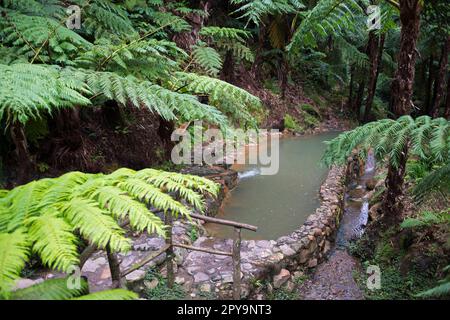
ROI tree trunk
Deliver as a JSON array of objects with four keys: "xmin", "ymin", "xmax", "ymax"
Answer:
[
  {"xmin": 220, "ymin": 50, "xmax": 235, "ymax": 83},
  {"xmin": 383, "ymin": 145, "xmax": 408, "ymax": 220},
  {"xmin": 363, "ymin": 32, "xmax": 385, "ymax": 122},
  {"xmin": 430, "ymin": 36, "xmax": 450, "ymax": 118},
  {"xmin": 425, "ymin": 55, "xmax": 435, "ymax": 114},
  {"xmin": 10, "ymin": 121, "xmax": 34, "ymax": 184},
  {"xmin": 445, "ymin": 74, "xmax": 450, "ymax": 120},
  {"xmin": 278, "ymin": 56, "xmax": 289, "ymax": 99},
  {"xmin": 355, "ymin": 78, "xmax": 366, "ymax": 118},
  {"xmin": 251, "ymin": 24, "xmax": 267, "ymax": 80},
  {"xmin": 348, "ymin": 64, "xmax": 355, "ymax": 110},
  {"xmin": 389, "ymin": 0, "xmax": 422, "ymax": 117},
  {"xmin": 106, "ymin": 246, "xmax": 123, "ymax": 289}
]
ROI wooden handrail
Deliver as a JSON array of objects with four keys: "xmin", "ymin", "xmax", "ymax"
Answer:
[
  {"xmin": 172, "ymin": 243, "xmax": 232, "ymax": 256},
  {"xmin": 190, "ymin": 213, "xmax": 258, "ymax": 232}
]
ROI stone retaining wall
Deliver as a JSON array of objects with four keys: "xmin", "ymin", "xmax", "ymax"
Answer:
[{"xmin": 175, "ymin": 163, "xmax": 353, "ymax": 299}]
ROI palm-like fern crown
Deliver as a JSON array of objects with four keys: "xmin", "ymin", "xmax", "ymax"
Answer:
[
  {"xmin": 0, "ymin": 0, "xmax": 262, "ymax": 129},
  {"xmin": 0, "ymin": 168, "xmax": 219, "ymax": 295},
  {"xmin": 323, "ymin": 116, "xmax": 450, "ymax": 168}
]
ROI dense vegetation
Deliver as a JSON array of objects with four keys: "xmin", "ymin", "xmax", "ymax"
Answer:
[{"xmin": 0, "ymin": 0, "xmax": 449, "ymax": 300}]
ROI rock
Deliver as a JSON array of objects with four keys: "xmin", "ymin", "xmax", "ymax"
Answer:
[
  {"xmin": 82, "ymin": 257, "xmax": 106, "ymax": 273},
  {"xmin": 279, "ymin": 244, "xmax": 296, "ymax": 256},
  {"xmin": 323, "ymin": 241, "xmax": 331, "ymax": 254},
  {"xmin": 273, "ymin": 268, "xmax": 290, "ymax": 289},
  {"xmin": 369, "ymin": 203, "xmax": 382, "ymax": 221},
  {"xmin": 308, "ymin": 258, "xmax": 318, "ymax": 268},
  {"xmin": 14, "ymin": 278, "xmax": 44, "ymax": 290},
  {"xmin": 125, "ymin": 270, "xmax": 146, "ymax": 282},
  {"xmin": 299, "ymin": 249, "xmax": 310, "ymax": 263},
  {"xmin": 200, "ymin": 283, "xmax": 211, "ymax": 293},
  {"xmin": 144, "ymin": 279, "xmax": 159, "ymax": 290},
  {"xmin": 175, "ymin": 276, "xmax": 185, "ymax": 285},
  {"xmin": 284, "ymin": 280, "xmax": 295, "ymax": 292},
  {"xmin": 193, "ymin": 272, "xmax": 210, "ymax": 283},
  {"xmin": 313, "ymin": 228, "xmax": 323, "ymax": 236},
  {"xmin": 366, "ymin": 178, "xmax": 377, "ymax": 191}
]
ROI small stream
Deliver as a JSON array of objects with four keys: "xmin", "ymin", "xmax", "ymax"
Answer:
[{"xmin": 205, "ymin": 132, "xmax": 341, "ymax": 240}]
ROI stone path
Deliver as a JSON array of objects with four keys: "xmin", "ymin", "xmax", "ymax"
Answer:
[{"xmin": 297, "ymin": 249, "xmax": 364, "ymax": 300}]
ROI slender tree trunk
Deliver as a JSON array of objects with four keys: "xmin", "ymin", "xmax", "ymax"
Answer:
[
  {"xmin": 430, "ymin": 36, "xmax": 450, "ymax": 118},
  {"xmin": 363, "ymin": 32, "xmax": 385, "ymax": 122},
  {"xmin": 220, "ymin": 50, "xmax": 235, "ymax": 83},
  {"xmin": 383, "ymin": 145, "xmax": 408, "ymax": 220},
  {"xmin": 425, "ymin": 55, "xmax": 435, "ymax": 114},
  {"xmin": 348, "ymin": 64, "xmax": 355, "ymax": 110},
  {"xmin": 106, "ymin": 246, "xmax": 123, "ymax": 289},
  {"xmin": 278, "ymin": 55, "xmax": 289, "ymax": 99},
  {"xmin": 251, "ymin": 24, "xmax": 266, "ymax": 80},
  {"xmin": 355, "ymin": 78, "xmax": 366, "ymax": 118},
  {"xmin": 445, "ymin": 74, "xmax": 450, "ymax": 119},
  {"xmin": 389, "ymin": 0, "xmax": 422, "ymax": 116},
  {"xmin": 10, "ymin": 121, "xmax": 34, "ymax": 184}
]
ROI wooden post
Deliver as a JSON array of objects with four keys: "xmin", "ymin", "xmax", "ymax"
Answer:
[
  {"xmin": 165, "ymin": 214, "xmax": 174, "ymax": 289},
  {"xmin": 106, "ymin": 246, "xmax": 123, "ymax": 289},
  {"xmin": 232, "ymin": 227, "xmax": 241, "ymax": 300}
]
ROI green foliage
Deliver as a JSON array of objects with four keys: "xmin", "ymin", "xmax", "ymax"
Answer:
[
  {"xmin": 413, "ymin": 164, "xmax": 450, "ymax": 203},
  {"xmin": 0, "ymin": 168, "xmax": 219, "ymax": 294},
  {"xmin": 0, "ymin": 63, "xmax": 91, "ymax": 124},
  {"xmin": 192, "ymin": 45, "xmax": 223, "ymax": 77},
  {"xmin": 231, "ymin": 0, "xmax": 304, "ymax": 26},
  {"xmin": 144, "ymin": 268, "xmax": 186, "ymax": 300},
  {"xmin": 289, "ymin": 0, "xmax": 366, "ymax": 50},
  {"xmin": 6, "ymin": 276, "xmax": 138, "ymax": 300},
  {"xmin": 284, "ymin": 114, "xmax": 303, "ymax": 133},
  {"xmin": 323, "ymin": 116, "xmax": 450, "ymax": 169},
  {"xmin": 199, "ymin": 27, "xmax": 254, "ymax": 62},
  {"xmin": 416, "ymin": 265, "xmax": 450, "ymax": 298},
  {"xmin": 0, "ymin": 10, "xmax": 92, "ymax": 64},
  {"xmin": 401, "ymin": 210, "xmax": 450, "ymax": 229},
  {"xmin": 174, "ymin": 72, "xmax": 262, "ymax": 127}
]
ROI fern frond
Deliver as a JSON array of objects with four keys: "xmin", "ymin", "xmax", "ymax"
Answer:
[
  {"xmin": 92, "ymin": 186, "xmax": 165, "ymax": 236},
  {"xmin": 72, "ymin": 289, "xmax": 138, "ymax": 300},
  {"xmin": 0, "ymin": 230, "xmax": 29, "ymax": 295},
  {"xmin": 192, "ymin": 45, "xmax": 223, "ymax": 77},
  {"xmin": 10, "ymin": 277, "xmax": 89, "ymax": 300},
  {"xmin": 0, "ymin": 11, "xmax": 92, "ymax": 63},
  {"xmin": 0, "ymin": 64, "xmax": 91, "ymax": 124},
  {"xmin": 174, "ymin": 72, "xmax": 262, "ymax": 126},
  {"xmin": 26, "ymin": 211, "xmax": 79, "ymax": 272},
  {"xmin": 62, "ymin": 198, "xmax": 131, "ymax": 253}
]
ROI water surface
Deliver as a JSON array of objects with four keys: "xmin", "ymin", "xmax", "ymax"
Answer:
[{"xmin": 205, "ymin": 132, "xmax": 340, "ymax": 240}]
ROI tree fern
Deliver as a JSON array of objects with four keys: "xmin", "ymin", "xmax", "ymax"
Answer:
[
  {"xmin": 7, "ymin": 276, "xmax": 137, "ymax": 300},
  {"xmin": 9, "ymin": 277, "xmax": 88, "ymax": 300},
  {"xmin": 0, "ymin": 230, "xmax": 29, "ymax": 295},
  {"xmin": 72, "ymin": 289, "xmax": 138, "ymax": 300},
  {"xmin": 289, "ymin": 0, "xmax": 367, "ymax": 50},
  {"xmin": 73, "ymin": 0, "xmax": 137, "ymax": 39},
  {"xmin": 231, "ymin": 0, "xmax": 304, "ymax": 26},
  {"xmin": 322, "ymin": 116, "xmax": 450, "ymax": 168},
  {"xmin": 0, "ymin": 63, "xmax": 91, "ymax": 125},
  {"xmin": 0, "ymin": 168, "xmax": 219, "ymax": 290},
  {"xmin": 0, "ymin": 10, "xmax": 92, "ymax": 64},
  {"xmin": 26, "ymin": 211, "xmax": 79, "ymax": 272},
  {"xmin": 174, "ymin": 72, "xmax": 262, "ymax": 126},
  {"xmin": 192, "ymin": 45, "xmax": 223, "ymax": 77},
  {"xmin": 199, "ymin": 27, "xmax": 254, "ymax": 62},
  {"xmin": 413, "ymin": 163, "xmax": 450, "ymax": 203}
]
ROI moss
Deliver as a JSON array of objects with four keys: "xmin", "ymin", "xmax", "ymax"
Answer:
[{"xmin": 145, "ymin": 268, "xmax": 187, "ymax": 300}]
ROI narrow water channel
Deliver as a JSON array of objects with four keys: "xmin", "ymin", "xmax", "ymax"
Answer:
[{"xmin": 205, "ymin": 132, "xmax": 341, "ymax": 240}]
